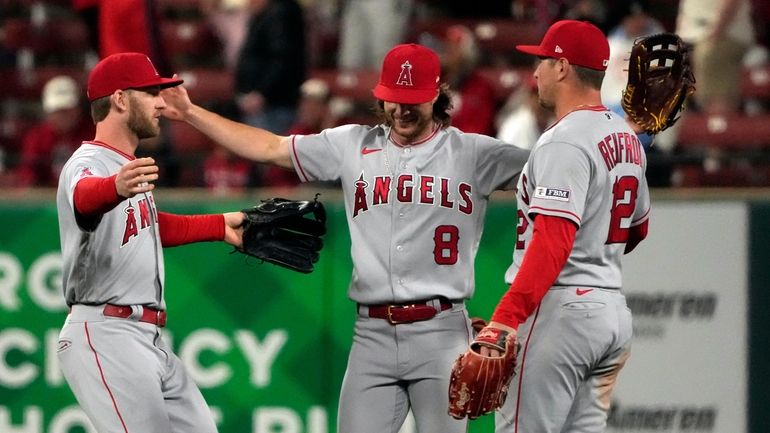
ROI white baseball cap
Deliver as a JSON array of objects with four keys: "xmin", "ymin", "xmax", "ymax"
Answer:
[{"xmin": 42, "ymin": 75, "xmax": 80, "ymax": 113}]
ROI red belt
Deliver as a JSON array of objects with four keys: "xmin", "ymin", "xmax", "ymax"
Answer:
[
  {"xmin": 103, "ymin": 304, "xmax": 167, "ymax": 327},
  {"xmin": 365, "ymin": 299, "xmax": 453, "ymax": 325}
]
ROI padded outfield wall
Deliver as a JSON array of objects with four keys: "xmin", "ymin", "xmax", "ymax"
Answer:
[{"xmin": 0, "ymin": 188, "xmax": 767, "ymax": 433}]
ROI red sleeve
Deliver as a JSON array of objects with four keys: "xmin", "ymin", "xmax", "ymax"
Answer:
[
  {"xmin": 624, "ymin": 218, "xmax": 649, "ymax": 254},
  {"xmin": 157, "ymin": 212, "xmax": 225, "ymax": 247},
  {"xmin": 73, "ymin": 174, "xmax": 123, "ymax": 216},
  {"xmin": 491, "ymin": 214, "xmax": 577, "ymax": 329}
]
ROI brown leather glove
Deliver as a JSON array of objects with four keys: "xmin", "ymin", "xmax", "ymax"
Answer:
[{"xmin": 448, "ymin": 326, "xmax": 518, "ymax": 420}]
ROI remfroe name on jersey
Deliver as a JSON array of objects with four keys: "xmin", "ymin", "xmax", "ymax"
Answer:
[
  {"xmin": 597, "ymin": 131, "xmax": 644, "ymax": 171},
  {"xmin": 121, "ymin": 196, "xmax": 158, "ymax": 246},
  {"xmin": 352, "ymin": 173, "xmax": 473, "ymax": 217}
]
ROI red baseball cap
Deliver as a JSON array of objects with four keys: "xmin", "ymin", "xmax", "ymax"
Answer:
[
  {"xmin": 516, "ymin": 20, "xmax": 609, "ymax": 71},
  {"xmin": 87, "ymin": 52, "xmax": 183, "ymax": 101},
  {"xmin": 372, "ymin": 44, "xmax": 441, "ymax": 104}
]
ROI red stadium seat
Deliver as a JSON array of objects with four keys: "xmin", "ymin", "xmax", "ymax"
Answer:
[
  {"xmin": 408, "ymin": 18, "xmax": 543, "ymax": 48},
  {"xmin": 677, "ymin": 114, "xmax": 770, "ymax": 151},
  {"xmin": 742, "ymin": 66, "xmax": 770, "ymax": 99},
  {"xmin": 309, "ymin": 69, "xmax": 379, "ymax": 102},
  {"xmin": 406, "ymin": 18, "xmax": 544, "ymax": 64},
  {"xmin": 166, "ymin": 121, "xmax": 216, "ymax": 154},
  {"xmin": 176, "ymin": 68, "xmax": 234, "ymax": 104},
  {"xmin": 1, "ymin": 18, "xmax": 90, "ymax": 54},
  {"xmin": 0, "ymin": 67, "xmax": 88, "ymax": 100},
  {"xmin": 676, "ymin": 165, "xmax": 770, "ymax": 187},
  {"xmin": 161, "ymin": 20, "xmax": 221, "ymax": 57}
]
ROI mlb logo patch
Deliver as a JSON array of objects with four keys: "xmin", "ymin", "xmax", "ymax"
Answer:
[{"xmin": 534, "ymin": 186, "xmax": 570, "ymax": 202}]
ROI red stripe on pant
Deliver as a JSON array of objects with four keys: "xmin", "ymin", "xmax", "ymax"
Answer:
[
  {"xmin": 514, "ymin": 303, "xmax": 542, "ymax": 433},
  {"xmin": 85, "ymin": 322, "xmax": 130, "ymax": 433}
]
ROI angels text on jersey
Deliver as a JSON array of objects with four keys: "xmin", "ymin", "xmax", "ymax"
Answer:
[{"xmin": 352, "ymin": 172, "xmax": 473, "ymax": 217}]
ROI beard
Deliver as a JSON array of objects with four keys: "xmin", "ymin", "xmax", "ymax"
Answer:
[{"xmin": 127, "ymin": 99, "xmax": 160, "ymax": 139}]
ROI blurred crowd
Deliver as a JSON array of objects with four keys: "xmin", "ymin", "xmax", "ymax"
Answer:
[{"xmin": 1, "ymin": 0, "xmax": 769, "ymax": 191}]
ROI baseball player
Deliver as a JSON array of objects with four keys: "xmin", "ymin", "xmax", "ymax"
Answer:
[
  {"xmin": 473, "ymin": 21, "xmax": 651, "ymax": 433},
  {"xmin": 56, "ymin": 52, "xmax": 245, "ymax": 433},
  {"xmin": 161, "ymin": 44, "xmax": 530, "ymax": 433}
]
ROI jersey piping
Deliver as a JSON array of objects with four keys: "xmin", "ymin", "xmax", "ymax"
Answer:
[
  {"xmin": 290, "ymin": 135, "xmax": 310, "ymax": 182},
  {"xmin": 528, "ymin": 205, "xmax": 582, "ymax": 222},
  {"xmin": 85, "ymin": 140, "xmax": 136, "ymax": 161},
  {"xmin": 544, "ymin": 105, "xmax": 609, "ymax": 133}
]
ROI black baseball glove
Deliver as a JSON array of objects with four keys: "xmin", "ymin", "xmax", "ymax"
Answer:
[
  {"xmin": 622, "ymin": 33, "xmax": 696, "ymax": 135},
  {"xmin": 237, "ymin": 196, "xmax": 326, "ymax": 273}
]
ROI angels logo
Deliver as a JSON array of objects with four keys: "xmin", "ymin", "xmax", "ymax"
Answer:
[
  {"xmin": 396, "ymin": 61, "xmax": 413, "ymax": 86},
  {"xmin": 121, "ymin": 196, "xmax": 158, "ymax": 246},
  {"xmin": 352, "ymin": 174, "xmax": 369, "ymax": 217}
]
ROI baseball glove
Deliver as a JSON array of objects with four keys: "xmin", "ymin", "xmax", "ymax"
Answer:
[
  {"xmin": 237, "ymin": 196, "xmax": 326, "ymax": 273},
  {"xmin": 621, "ymin": 33, "xmax": 696, "ymax": 135},
  {"xmin": 448, "ymin": 327, "xmax": 518, "ymax": 420}
]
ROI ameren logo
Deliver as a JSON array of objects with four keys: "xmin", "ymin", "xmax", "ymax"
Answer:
[{"xmin": 0, "ymin": 251, "xmax": 332, "ymax": 433}]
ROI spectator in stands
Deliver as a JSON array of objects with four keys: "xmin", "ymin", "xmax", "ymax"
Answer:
[
  {"xmin": 440, "ymin": 25, "xmax": 496, "ymax": 135},
  {"xmin": 601, "ymin": 3, "xmax": 673, "ymax": 186},
  {"xmin": 496, "ymin": 76, "xmax": 552, "ymax": 150},
  {"xmin": 235, "ymin": 0, "xmax": 306, "ymax": 136},
  {"xmin": 201, "ymin": 0, "xmax": 249, "ymax": 70},
  {"xmin": 288, "ymin": 78, "xmax": 336, "ymax": 135},
  {"xmin": 677, "ymin": 0, "xmax": 756, "ymax": 114},
  {"xmin": 16, "ymin": 75, "xmax": 94, "ymax": 187},
  {"xmin": 337, "ymin": 0, "xmax": 414, "ymax": 70},
  {"xmin": 72, "ymin": 0, "xmax": 170, "ymax": 74},
  {"xmin": 262, "ymin": 78, "xmax": 336, "ymax": 187},
  {"xmin": 670, "ymin": 0, "xmax": 757, "ymax": 187},
  {"xmin": 601, "ymin": 2, "xmax": 664, "ymax": 116}
]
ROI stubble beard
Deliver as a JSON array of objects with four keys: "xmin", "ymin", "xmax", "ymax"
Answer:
[{"xmin": 128, "ymin": 102, "xmax": 160, "ymax": 140}]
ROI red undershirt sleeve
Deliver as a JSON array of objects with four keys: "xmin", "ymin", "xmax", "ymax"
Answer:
[
  {"xmin": 491, "ymin": 214, "xmax": 577, "ymax": 329},
  {"xmin": 73, "ymin": 174, "xmax": 123, "ymax": 216},
  {"xmin": 624, "ymin": 219, "xmax": 649, "ymax": 254},
  {"xmin": 157, "ymin": 212, "xmax": 224, "ymax": 247}
]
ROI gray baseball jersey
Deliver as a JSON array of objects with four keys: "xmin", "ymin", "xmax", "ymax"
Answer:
[
  {"xmin": 291, "ymin": 123, "xmax": 529, "ymax": 433},
  {"xmin": 292, "ymin": 124, "xmax": 529, "ymax": 303},
  {"xmin": 497, "ymin": 107, "xmax": 650, "ymax": 433},
  {"xmin": 57, "ymin": 141, "xmax": 165, "ymax": 308},
  {"xmin": 56, "ymin": 141, "xmax": 216, "ymax": 433},
  {"xmin": 505, "ymin": 107, "xmax": 650, "ymax": 286}
]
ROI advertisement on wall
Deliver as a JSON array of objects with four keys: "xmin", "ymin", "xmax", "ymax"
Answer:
[
  {"xmin": 608, "ymin": 202, "xmax": 748, "ymax": 433},
  {"xmin": 0, "ymin": 200, "xmax": 751, "ymax": 432}
]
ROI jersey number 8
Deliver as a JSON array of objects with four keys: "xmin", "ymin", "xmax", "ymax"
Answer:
[{"xmin": 434, "ymin": 225, "xmax": 459, "ymax": 265}]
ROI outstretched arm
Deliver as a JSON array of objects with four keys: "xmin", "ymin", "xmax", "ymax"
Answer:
[
  {"xmin": 161, "ymin": 84, "xmax": 293, "ymax": 168},
  {"xmin": 158, "ymin": 211, "xmax": 245, "ymax": 248}
]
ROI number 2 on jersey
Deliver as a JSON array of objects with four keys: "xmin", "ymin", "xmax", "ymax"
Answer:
[
  {"xmin": 607, "ymin": 175, "xmax": 639, "ymax": 244},
  {"xmin": 434, "ymin": 225, "xmax": 459, "ymax": 265}
]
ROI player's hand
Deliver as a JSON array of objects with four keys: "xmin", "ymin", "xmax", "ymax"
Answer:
[
  {"xmin": 475, "ymin": 321, "xmax": 517, "ymax": 358},
  {"xmin": 222, "ymin": 211, "xmax": 245, "ymax": 247},
  {"xmin": 160, "ymin": 78, "xmax": 193, "ymax": 121},
  {"xmin": 115, "ymin": 157, "xmax": 159, "ymax": 198}
]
